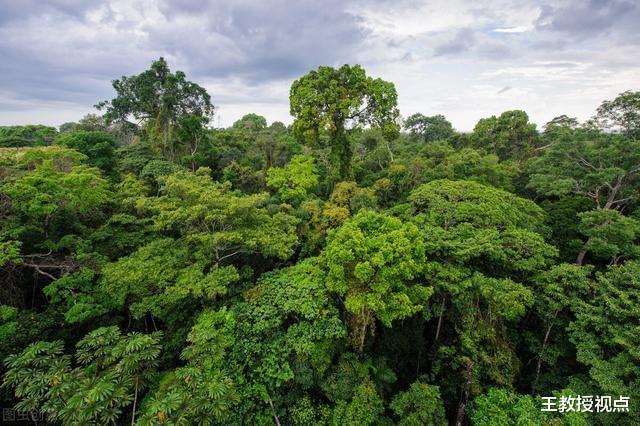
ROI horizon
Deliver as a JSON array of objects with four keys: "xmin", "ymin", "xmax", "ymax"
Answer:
[{"xmin": 1, "ymin": 0, "xmax": 639, "ymax": 130}]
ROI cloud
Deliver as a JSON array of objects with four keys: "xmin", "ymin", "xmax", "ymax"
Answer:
[
  {"xmin": 434, "ymin": 28, "xmax": 477, "ymax": 56},
  {"xmin": 0, "ymin": 0, "xmax": 639, "ymax": 130},
  {"xmin": 153, "ymin": 0, "xmax": 370, "ymax": 82},
  {"xmin": 535, "ymin": 0, "xmax": 638, "ymax": 38},
  {"xmin": 492, "ymin": 26, "xmax": 529, "ymax": 33}
]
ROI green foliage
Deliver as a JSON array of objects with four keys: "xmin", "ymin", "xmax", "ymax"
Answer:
[
  {"xmin": 409, "ymin": 179, "xmax": 555, "ymax": 402},
  {"xmin": 0, "ymin": 305, "xmax": 19, "ymax": 342},
  {"xmin": 290, "ymin": 64, "xmax": 399, "ymax": 179},
  {"xmin": 527, "ymin": 132, "xmax": 640, "ymax": 209},
  {"xmin": 577, "ymin": 209, "xmax": 640, "ymax": 262},
  {"xmin": 59, "ymin": 113, "xmax": 107, "ymax": 134},
  {"xmin": 330, "ymin": 382, "xmax": 384, "ymax": 425},
  {"xmin": 569, "ymin": 261, "xmax": 640, "ymax": 419},
  {"xmin": 201, "ymin": 259, "xmax": 347, "ymax": 422},
  {"xmin": 528, "ymin": 264, "xmax": 593, "ymax": 393},
  {"xmin": 116, "ymin": 141, "xmax": 156, "ymax": 175},
  {"xmin": 138, "ymin": 309, "xmax": 239, "ymax": 425},
  {"xmin": 1, "ymin": 158, "xmax": 112, "ymax": 249},
  {"xmin": 4, "ymin": 60, "xmax": 640, "ymax": 426},
  {"xmin": 137, "ymin": 168, "xmax": 298, "ymax": 261},
  {"xmin": 322, "ymin": 210, "xmax": 429, "ymax": 351},
  {"xmin": 0, "ymin": 125, "xmax": 57, "ymax": 147},
  {"xmin": 595, "ymin": 90, "xmax": 640, "ymax": 138},
  {"xmin": 267, "ymin": 154, "xmax": 319, "ymax": 204},
  {"xmin": 101, "ymin": 238, "xmax": 239, "ymax": 319},
  {"xmin": 409, "ymin": 179, "xmax": 546, "ymax": 233},
  {"xmin": 471, "ymin": 110, "xmax": 538, "ymax": 161},
  {"xmin": 404, "ymin": 113, "xmax": 455, "ymax": 143},
  {"xmin": 0, "ymin": 240, "xmax": 21, "ymax": 268},
  {"xmin": 390, "ymin": 381, "xmax": 447, "ymax": 425},
  {"xmin": 54, "ymin": 130, "xmax": 117, "ymax": 175},
  {"xmin": 3, "ymin": 327, "xmax": 162, "ymax": 425},
  {"xmin": 528, "ymin": 129, "xmax": 640, "ymax": 264},
  {"xmin": 97, "ymin": 57, "xmax": 214, "ymax": 162},
  {"xmin": 469, "ymin": 388, "xmax": 587, "ymax": 426}
]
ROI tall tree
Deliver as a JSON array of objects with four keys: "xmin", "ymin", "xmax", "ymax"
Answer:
[
  {"xmin": 407, "ymin": 179, "xmax": 556, "ymax": 422},
  {"xmin": 290, "ymin": 64, "xmax": 400, "ymax": 180},
  {"xmin": 471, "ymin": 110, "xmax": 538, "ymax": 161},
  {"xmin": 97, "ymin": 57, "xmax": 214, "ymax": 162},
  {"xmin": 321, "ymin": 210, "xmax": 430, "ymax": 353},
  {"xmin": 595, "ymin": 90, "xmax": 640, "ymax": 139},
  {"xmin": 527, "ymin": 132, "xmax": 640, "ymax": 264},
  {"xmin": 404, "ymin": 113, "xmax": 454, "ymax": 143}
]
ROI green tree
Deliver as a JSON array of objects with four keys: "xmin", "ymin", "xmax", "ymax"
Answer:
[
  {"xmin": 529, "ymin": 264, "xmax": 592, "ymax": 393},
  {"xmin": 59, "ymin": 114, "xmax": 108, "ymax": 134},
  {"xmin": 471, "ymin": 110, "xmax": 538, "ymax": 161},
  {"xmin": 322, "ymin": 210, "xmax": 430, "ymax": 353},
  {"xmin": 97, "ymin": 57, "xmax": 214, "ymax": 162},
  {"xmin": 290, "ymin": 64, "xmax": 399, "ymax": 180},
  {"xmin": 390, "ymin": 381, "xmax": 447, "ymax": 425},
  {"xmin": 595, "ymin": 90, "xmax": 640, "ymax": 139},
  {"xmin": 404, "ymin": 113, "xmax": 455, "ymax": 143},
  {"xmin": 3, "ymin": 326, "xmax": 162, "ymax": 425},
  {"xmin": 543, "ymin": 115, "xmax": 580, "ymax": 142},
  {"xmin": 138, "ymin": 309, "xmax": 238, "ymax": 425},
  {"xmin": 267, "ymin": 154, "xmax": 319, "ymax": 205},
  {"xmin": 469, "ymin": 388, "xmax": 587, "ymax": 426},
  {"xmin": 407, "ymin": 179, "xmax": 556, "ymax": 421},
  {"xmin": 569, "ymin": 260, "xmax": 640, "ymax": 422},
  {"xmin": 528, "ymin": 131, "xmax": 640, "ymax": 264},
  {"xmin": 187, "ymin": 260, "xmax": 346, "ymax": 424},
  {"xmin": 0, "ymin": 125, "xmax": 57, "ymax": 147},
  {"xmin": 0, "ymin": 147, "xmax": 112, "ymax": 302},
  {"xmin": 256, "ymin": 121, "xmax": 296, "ymax": 170},
  {"xmin": 100, "ymin": 169, "xmax": 298, "ymax": 322},
  {"xmin": 175, "ymin": 114, "xmax": 209, "ymax": 171},
  {"xmin": 330, "ymin": 382, "xmax": 384, "ymax": 426},
  {"xmin": 54, "ymin": 130, "xmax": 117, "ymax": 175},
  {"xmin": 576, "ymin": 209, "xmax": 640, "ymax": 264}
]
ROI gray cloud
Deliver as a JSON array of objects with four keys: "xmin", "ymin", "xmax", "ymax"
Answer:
[
  {"xmin": 153, "ymin": 0, "xmax": 369, "ymax": 81},
  {"xmin": 0, "ymin": 0, "xmax": 369, "ymax": 113},
  {"xmin": 0, "ymin": 0, "xmax": 99, "ymax": 24},
  {"xmin": 536, "ymin": 0, "xmax": 638, "ymax": 38},
  {"xmin": 433, "ymin": 28, "xmax": 477, "ymax": 56},
  {"xmin": 0, "ymin": 0, "xmax": 638, "ymax": 130},
  {"xmin": 477, "ymin": 42, "xmax": 517, "ymax": 61}
]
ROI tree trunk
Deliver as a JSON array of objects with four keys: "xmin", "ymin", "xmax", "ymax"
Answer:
[
  {"xmin": 455, "ymin": 360, "xmax": 473, "ymax": 426},
  {"xmin": 533, "ymin": 322, "xmax": 554, "ymax": 393},
  {"xmin": 604, "ymin": 176, "xmax": 623, "ymax": 210},
  {"xmin": 268, "ymin": 396, "xmax": 281, "ymax": 426},
  {"xmin": 434, "ymin": 296, "xmax": 446, "ymax": 341},
  {"xmin": 359, "ymin": 308, "xmax": 368, "ymax": 354},
  {"xmin": 131, "ymin": 376, "xmax": 139, "ymax": 426},
  {"xmin": 333, "ymin": 123, "xmax": 351, "ymax": 180},
  {"xmin": 576, "ymin": 237, "xmax": 592, "ymax": 266},
  {"xmin": 385, "ymin": 140, "xmax": 394, "ymax": 163}
]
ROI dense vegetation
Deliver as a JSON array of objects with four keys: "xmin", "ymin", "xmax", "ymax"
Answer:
[{"xmin": 1, "ymin": 58, "xmax": 639, "ymax": 425}]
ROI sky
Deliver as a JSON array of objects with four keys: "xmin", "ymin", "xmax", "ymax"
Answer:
[{"xmin": 0, "ymin": 0, "xmax": 638, "ymax": 131}]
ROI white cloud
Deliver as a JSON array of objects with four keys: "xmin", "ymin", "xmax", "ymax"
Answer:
[{"xmin": 492, "ymin": 26, "xmax": 530, "ymax": 33}]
